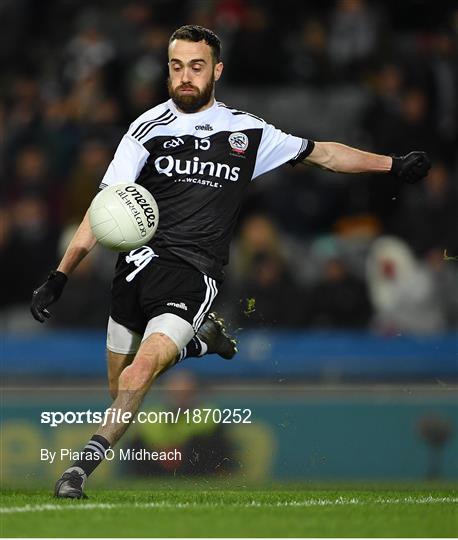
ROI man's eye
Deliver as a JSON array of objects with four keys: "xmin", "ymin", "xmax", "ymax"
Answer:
[
  {"xmin": 172, "ymin": 66, "xmax": 181, "ymax": 71},
  {"xmin": 192, "ymin": 66, "xmax": 202, "ymax": 72}
]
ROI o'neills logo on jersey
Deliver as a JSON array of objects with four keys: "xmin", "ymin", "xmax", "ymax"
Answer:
[
  {"xmin": 154, "ymin": 155, "xmax": 240, "ymax": 182},
  {"xmin": 195, "ymin": 124, "xmax": 213, "ymax": 131},
  {"xmin": 115, "ymin": 186, "xmax": 156, "ymax": 231}
]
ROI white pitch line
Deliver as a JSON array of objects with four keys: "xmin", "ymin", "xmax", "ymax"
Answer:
[{"xmin": 1, "ymin": 496, "xmax": 457, "ymax": 514}]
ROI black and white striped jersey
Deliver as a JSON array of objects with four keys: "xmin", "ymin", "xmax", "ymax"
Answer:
[{"xmin": 100, "ymin": 98, "xmax": 313, "ymax": 280}]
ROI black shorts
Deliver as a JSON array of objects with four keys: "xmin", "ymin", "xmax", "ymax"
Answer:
[{"xmin": 110, "ymin": 246, "xmax": 219, "ymax": 337}]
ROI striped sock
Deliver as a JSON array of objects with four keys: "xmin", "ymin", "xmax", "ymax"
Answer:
[
  {"xmin": 177, "ymin": 337, "xmax": 208, "ymax": 363},
  {"xmin": 68, "ymin": 434, "xmax": 110, "ymax": 477}
]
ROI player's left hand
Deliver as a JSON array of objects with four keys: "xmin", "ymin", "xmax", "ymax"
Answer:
[{"xmin": 390, "ymin": 151, "xmax": 431, "ymax": 184}]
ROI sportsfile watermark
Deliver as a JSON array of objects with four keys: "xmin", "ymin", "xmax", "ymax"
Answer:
[{"xmin": 40, "ymin": 408, "xmax": 253, "ymax": 427}]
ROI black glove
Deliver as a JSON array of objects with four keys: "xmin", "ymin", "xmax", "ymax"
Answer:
[
  {"xmin": 390, "ymin": 151, "xmax": 431, "ymax": 184},
  {"xmin": 31, "ymin": 270, "xmax": 68, "ymax": 323}
]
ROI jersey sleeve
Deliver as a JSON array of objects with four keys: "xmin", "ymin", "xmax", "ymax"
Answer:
[
  {"xmin": 99, "ymin": 134, "xmax": 150, "ymax": 189},
  {"xmin": 252, "ymin": 122, "xmax": 314, "ymax": 180}
]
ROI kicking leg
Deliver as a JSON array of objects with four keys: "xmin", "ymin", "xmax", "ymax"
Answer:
[
  {"xmin": 179, "ymin": 313, "xmax": 238, "ymax": 362},
  {"xmin": 105, "ymin": 312, "xmax": 237, "ymax": 401}
]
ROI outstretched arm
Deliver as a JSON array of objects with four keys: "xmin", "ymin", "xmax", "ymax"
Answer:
[{"xmin": 304, "ymin": 141, "xmax": 431, "ymax": 182}]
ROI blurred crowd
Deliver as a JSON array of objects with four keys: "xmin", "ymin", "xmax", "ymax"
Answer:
[{"xmin": 1, "ymin": 0, "xmax": 457, "ymax": 334}]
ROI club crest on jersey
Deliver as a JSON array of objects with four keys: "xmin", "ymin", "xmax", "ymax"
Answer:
[{"xmin": 228, "ymin": 132, "xmax": 249, "ymax": 154}]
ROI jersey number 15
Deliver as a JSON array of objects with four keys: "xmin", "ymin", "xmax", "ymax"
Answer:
[{"xmin": 194, "ymin": 139, "xmax": 210, "ymax": 150}]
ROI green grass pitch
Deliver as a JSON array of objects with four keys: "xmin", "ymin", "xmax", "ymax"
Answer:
[{"xmin": 1, "ymin": 485, "xmax": 457, "ymax": 537}]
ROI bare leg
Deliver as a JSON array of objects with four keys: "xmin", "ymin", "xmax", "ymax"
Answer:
[
  {"xmin": 106, "ymin": 350, "xmax": 136, "ymax": 400},
  {"xmin": 106, "ymin": 312, "xmax": 237, "ymax": 401},
  {"xmin": 97, "ymin": 332, "xmax": 178, "ymax": 447}
]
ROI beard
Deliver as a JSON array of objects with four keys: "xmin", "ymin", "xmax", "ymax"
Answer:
[{"xmin": 168, "ymin": 74, "xmax": 215, "ymax": 113}]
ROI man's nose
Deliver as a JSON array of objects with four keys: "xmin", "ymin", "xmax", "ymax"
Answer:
[{"xmin": 181, "ymin": 68, "xmax": 192, "ymax": 83}]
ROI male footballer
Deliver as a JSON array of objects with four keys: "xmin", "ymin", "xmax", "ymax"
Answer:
[{"xmin": 30, "ymin": 25, "xmax": 431, "ymax": 498}]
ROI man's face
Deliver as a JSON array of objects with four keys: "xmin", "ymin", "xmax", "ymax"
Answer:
[{"xmin": 168, "ymin": 39, "xmax": 223, "ymax": 113}]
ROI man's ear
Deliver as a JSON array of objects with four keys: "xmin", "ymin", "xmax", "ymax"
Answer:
[{"xmin": 214, "ymin": 62, "xmax": 224, "ymax": 82}]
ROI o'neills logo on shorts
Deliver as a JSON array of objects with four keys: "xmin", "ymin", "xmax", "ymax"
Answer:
[{"xmin": 115, "ymin": 187, "xmax": 156, "ymax": 233}]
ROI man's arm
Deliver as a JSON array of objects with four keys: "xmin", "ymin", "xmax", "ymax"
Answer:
[
  {"xmin": 304, "ymin": 141, "xmax": 431, "ymax": 182},
  {"xmin": 304, "ymin": 142, "xmax": 391, "ymax": 173},
  {"xmin": 30, "ymin": 123, "xmax": 150, "ymax": 323},
  {"xmin": 31, "ymin": 210, "xmax": 97, "ymax": 323},
  {"xmin": 57, "ymin": 211, "xmax": 97, "ymax": 275}
]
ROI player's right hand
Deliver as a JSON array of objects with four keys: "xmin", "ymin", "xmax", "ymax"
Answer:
[{"xmin": 30, "ymin": 270, "xmax": 68, "ymax": 323}]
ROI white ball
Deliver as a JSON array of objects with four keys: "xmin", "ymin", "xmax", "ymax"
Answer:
[{"xmin": 89, "ymin": 183, "xmax": 159, "ymax": 251}]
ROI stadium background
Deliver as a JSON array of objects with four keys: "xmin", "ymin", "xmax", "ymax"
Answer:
[{"xmin": 1, "ymin": 0, "xmax": 457, "ymax": 488}]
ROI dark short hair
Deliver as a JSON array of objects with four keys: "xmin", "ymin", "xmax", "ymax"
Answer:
[{"xmin": 169, "ymin": 25, "xmax": 222, "ymax": 63}]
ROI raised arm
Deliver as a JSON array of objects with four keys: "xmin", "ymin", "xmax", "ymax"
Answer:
[{"xmin": 304, "ymin": 141, "xmax": 431, "ymax": 182}]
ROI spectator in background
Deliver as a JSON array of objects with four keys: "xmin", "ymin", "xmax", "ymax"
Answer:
[
  {"xmin": 327, "ymin": 0, "xmax": 380, "ymax": 81},
  {"xmin": 1, "ymin": 197, "xmax": 58, "ymax": 307},
  {"xmin": 126, "ymin": 25, "xmax": 169, "ymax": 106},
  {"xmin": 63, "ymin": 10, "xmax": 115, "ymax": 84},
  {"xmin": 110, "ymin": 1, "xmax": 154, "ymax": 61},
  {"xmin": 380, "ymin": 87, "xmax": 436, "ymax": 156},
  {"xmin": 4, "ymin": 75, "xmax": 42, "ymax": 150},
  {"xmin": 125, "ymin": 79, "xmax": 162, "ymax": 122},
  {"xmin": 185, "ymin": 2, "xmax": 215, "ymax": 31},
  {"xmin": 66, "ymin": 70, "xmax": 107, "ymax": 124},
  {"xmin": 226, "ymin": 4, "xmax": 286, "ymax": 84},
  {"xmin": 227, "ymin": 214, "xmax": 307, "ymax": 328},
  {"xmin": 64, "ymin": 139, "xmax": 111, "ymax": 224},
  {"xmin": 213, "ymin": 0, "xmax": 246, "ymax": 45},
  {"xmin": 425, "ymin": 249, "xmax": 458, "ymax": 330},
  {"xmin": 364, "ymin": 62, "xmax": 404, "ymax": 151},
  {"xmin": 366, "ymin": 236, "xmax": 446, "ymax": 335},
  {"xmin": 7, "ymin": 146, "xmax": 63, "ymax": 226},
  {"xmin": 39, "ymin": 97, "xmax": 80, "ymax": 177},
  {"xmin": 426, "ymin": 31, "xmax": 457, "ymax": 163},
  {"xmin": 0, "ymin": 101, "xmax": 4, "ymax": 170},
  {"xmin": 9, "ymin": 145, "xmax": 48, "ymax": 194},
  {"xmin": 287, "ymin": 19, "xmax": 330, "ymax": 87},
  {"xmin": 395, "ymin": 162, "xmax": 458, "ymax": 258},
  {"xmin": 309, "ymin": 251, "xmax": 372, "ymax": 329},
  {"xmin": 259, "ymin": 164, "xmax": 346, "ymax": 238},
  {"xmin": 80, "ymin": 96, "xmax": 124, "ymax": 145},
  {"xmin": 128, "ymin": 25, "xmax": 169, "ymax": 86}
]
